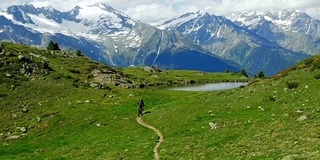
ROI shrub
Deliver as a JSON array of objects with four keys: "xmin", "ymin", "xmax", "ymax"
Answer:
[
  {"xmin": 139, "ymin": 83, "xmax": 145, "ymax": 88},
  {"xmin": 73, "ymin": 82, "xmax": 79, "ymax": 88},
  {"xmin": 286, "ymin": 82, "xmax": 299, "ymax": 89},
  {"xmin": 315, "ymin": 75, "xmax": 320, "ymax": 80},
  {"xmin": 269, "ymin": 96, "xmax": 277, "ymax": 101},
  {"xmin": 87, "ymin": 74, "xmax": 94, "ymax": 79}
]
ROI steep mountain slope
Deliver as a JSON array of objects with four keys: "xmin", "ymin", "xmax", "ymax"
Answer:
[
  {"xmin": 0, "ymin": 3, "xmax": 238, "ymax": 72},
  {"xmin": 158, "ymin": 11, "xmax": 309, "ymax": 76},
  {"xmin": 232, "ymin": 9, "xmax": 320, "ymax": 55}
]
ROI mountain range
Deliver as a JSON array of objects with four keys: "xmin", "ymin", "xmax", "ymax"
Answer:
[
  {"xmin": 0, "ymin": 3, "xmax": 317, "ymax": 76},
  {"xmin": 232, "ymin": 9, "xmax": 320, "ymax": 55}
]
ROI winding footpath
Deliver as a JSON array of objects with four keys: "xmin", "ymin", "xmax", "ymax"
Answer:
[{"xmin": 136, "ymin": 116, "xmax": 164, "ymax": 160}]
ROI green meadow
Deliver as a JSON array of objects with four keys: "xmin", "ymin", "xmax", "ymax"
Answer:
[{"xmin": 1, "ymin": 42, "xmax": 320, "ymax": 159}]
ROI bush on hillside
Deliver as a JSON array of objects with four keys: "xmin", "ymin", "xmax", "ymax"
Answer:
[
  {"xmin": 139, "ymin": 83, "xmax": 145, "ymax": 88},
  {"xmin": 286, "ymin": 81, "xmax": 299, "ymax": 89}
]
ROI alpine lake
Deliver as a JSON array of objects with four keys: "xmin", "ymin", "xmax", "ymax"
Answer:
[{"xmin": 169, "ymin": 82, "xmax": 249, "ymax": 91}]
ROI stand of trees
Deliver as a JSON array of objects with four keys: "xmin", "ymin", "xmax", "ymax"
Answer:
[
  {"xmin": 47, "ymin": 40, "xmax": 60, "ymax": 50},
  {"xmin": 254, "ymin": 71, "xmax": 265, "ymax": 78}
]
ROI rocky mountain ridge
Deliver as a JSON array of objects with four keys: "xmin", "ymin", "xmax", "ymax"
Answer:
[
  {"xmin": 231, "ymin": 9, "xmax": 320, "ymax": 55},
  {"xmin": 158, "ymin": 11, "xmax": 309, "ymax": 76},
  {"xmin": 1, "ymin": 4, "xmax": 317, "ymax": 76},
  {"xmin": 0, "ymin": 3, "xmax": 238, "ymax": 73}
]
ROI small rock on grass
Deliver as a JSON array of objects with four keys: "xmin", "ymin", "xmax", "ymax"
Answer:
[
  {"xmin": 296, "ymin": 115, "xmax": 307, "ymax": 121},
  {"xmin": 20, "ymin": 127, "xmax": 27, "ymax": 133}
]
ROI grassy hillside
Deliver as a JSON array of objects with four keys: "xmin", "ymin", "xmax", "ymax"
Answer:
[
  {"xmin": 1, "ymin": 42, "xmax": 319, "ymax": 159},
  {"xmin": 0, "ymin": 42, "xmax": 248, "ymax": 159}
]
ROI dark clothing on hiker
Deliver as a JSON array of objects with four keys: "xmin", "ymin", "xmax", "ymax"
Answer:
[{"xmin": 138, "ymin": 98, "xmax": 144, "ymax": 116}]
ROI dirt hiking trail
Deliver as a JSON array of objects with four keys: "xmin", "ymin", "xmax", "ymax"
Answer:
[{"xmin": 136, "ymin": 116, "xmax": 164, "ymax": 160}]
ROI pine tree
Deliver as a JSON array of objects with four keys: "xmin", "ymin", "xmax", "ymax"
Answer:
[
  {"xmin": 258, "ymin": 70, "xmax": 265, "ymax": 78},
  {"xmin": 240, "ymin": 69, "xmax": 248, "ymax": 77},
  {"xmin": 75, "ymin": 49, "xmax": 82, "ymax": 56},
  {"xmin": 47, "ymin": 40, "xmax": 60, "ymax": 50},
  {"xmin": 53, "ymin": 43, "xmax": 60, "ymax": 50},
  {"xmin": 47, "ymin": 40, "xmax": 55, "ymax": 50}
]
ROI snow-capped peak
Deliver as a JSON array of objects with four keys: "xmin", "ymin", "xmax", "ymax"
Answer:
[
  {"xmin": 1, "ymin": 3, "xmax": 140, "ymax": 43},
  {"xmin": 76, "ymin": 4, "xmax": 107, "ymax": 20},
  {"xmin": 232, "ymin": 9, "xmax": 311, "ymax": 29},
  {"xmin": 232, "ymin": 8, "xmax": 319, "ymax": 37},
  {"xmin": 157, "ymin": 11, "xmax": 204, "ymax": 30}
]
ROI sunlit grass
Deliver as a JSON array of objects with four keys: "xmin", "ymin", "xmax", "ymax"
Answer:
[{"xmin": 1, "ymin": 42, "xmax": 320, "ymax": 159}]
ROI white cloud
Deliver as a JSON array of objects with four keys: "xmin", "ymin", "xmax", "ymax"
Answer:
[{"xmin": 1, "ymin": 0, "xmax": 320, "ymax": 24}]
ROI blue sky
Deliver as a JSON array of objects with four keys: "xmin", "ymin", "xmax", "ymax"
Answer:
[{"xmin": 1, "ymin": 0, "xmax": 320, "ymax": 24}]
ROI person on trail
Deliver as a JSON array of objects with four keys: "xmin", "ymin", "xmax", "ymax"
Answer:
[{"xmin": 138, "ymin": 98, "xmax": 144, "ymax": 117}]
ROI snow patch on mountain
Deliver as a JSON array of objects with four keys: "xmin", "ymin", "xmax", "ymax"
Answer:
[
  {"xmin": 28, "ymin": 14, "xmax": 58, "ymax": 27},
  {"xmin": 109, "ymin": 30, "xmax": 130, "ymax": 38},
  {"xmin": 26, "ymin": 13, "xmax": 93, "ymax": 37},
  {"xmin": 0, "ymin": 11, "xmax": 14, "ymax": 20},
  {"xmin": 274, "ymin": 19, "xmax": 293, "ymax": 26},
  {"xmin": 0, "ymin": 3, "xmax": 141, "ymax": 44},
  {"xmin": 157, "ymin": 11, "xmax": 202, "ymax": 30},
  {"xmin": 76, "ymin": 4, "xmax": 121, "ymax": 23},
  {"xmin": 232, "ymin": 9, "xmax": 311, "ymax": 32}
]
